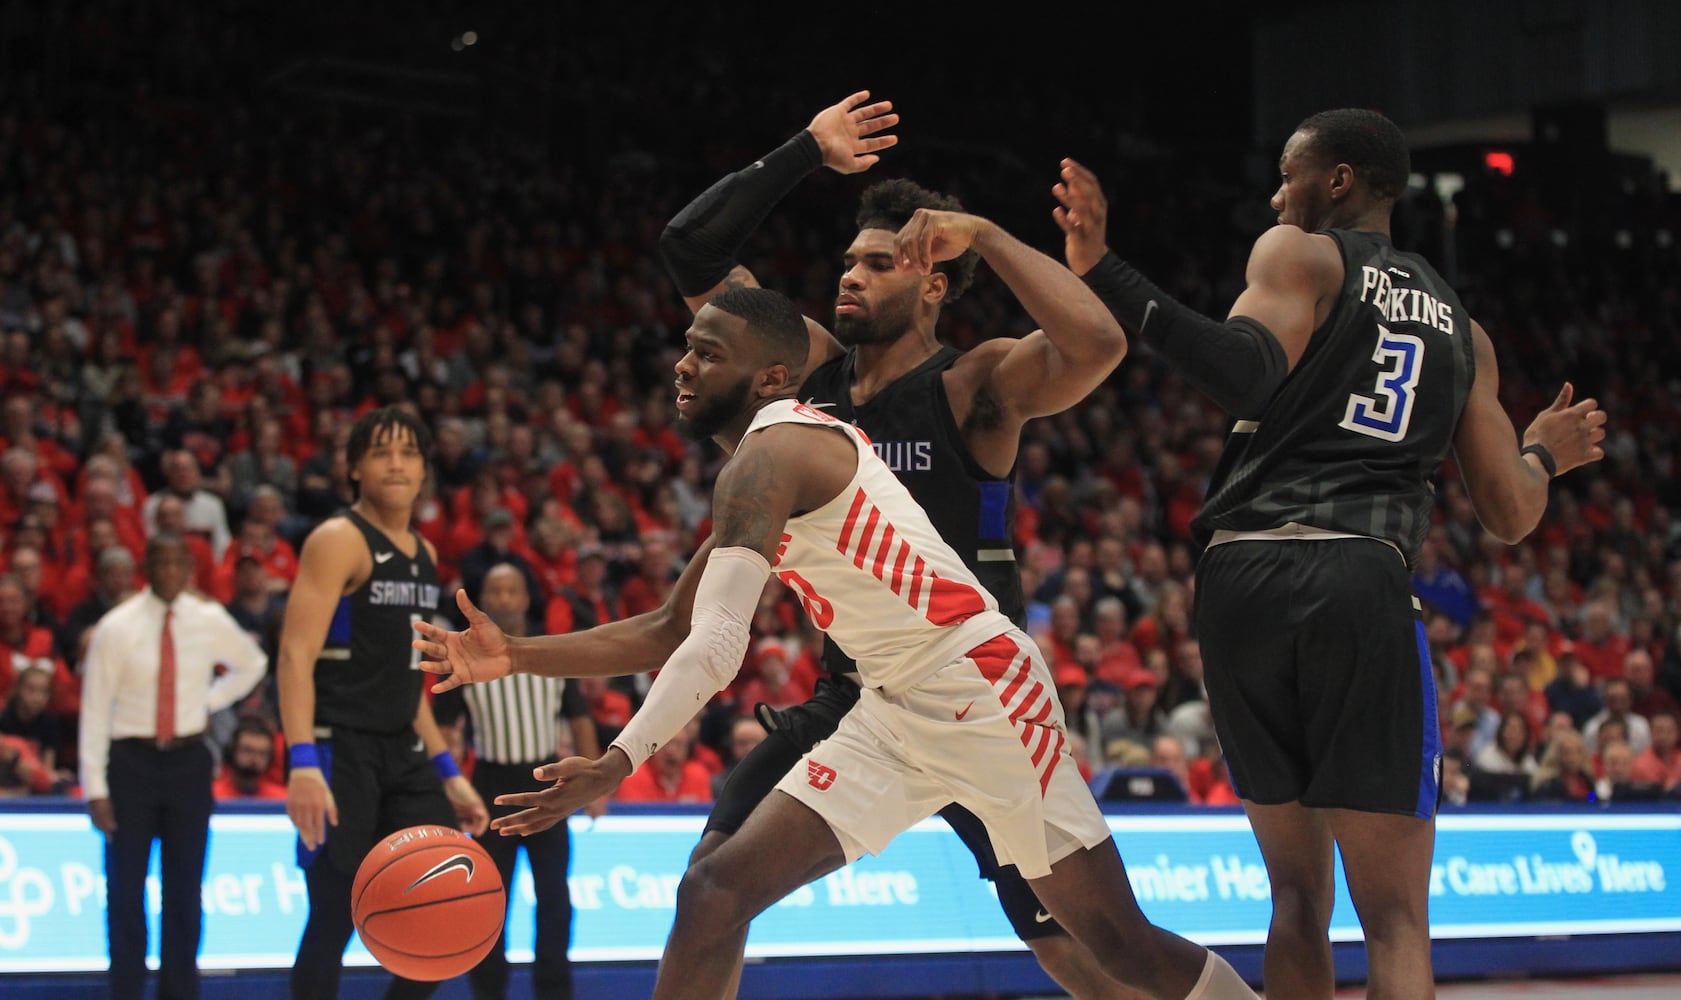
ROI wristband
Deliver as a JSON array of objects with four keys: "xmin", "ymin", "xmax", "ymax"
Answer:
[
  {"xmin": 1520, "ymin": 443, "xmax": 1557, "ymax": 479},
  {"xmin": 432, "ymin": 750, "xmax": 461, "ymax": 781},
  {"xmin": 288, "ymin": 743, "xmax": 320, "ymax": 770}
]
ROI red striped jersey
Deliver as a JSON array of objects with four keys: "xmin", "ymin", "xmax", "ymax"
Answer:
[{"xmin": 742, "ymin": 399, "xmax": 1014, "ymax": 694}]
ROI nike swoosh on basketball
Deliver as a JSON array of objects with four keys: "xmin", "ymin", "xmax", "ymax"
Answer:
[
  {"xmin": 1034, "ymin": 909, "xmax": 1054, "ymax": 923},
  {"xmin": 405, "ymin": 853, "xmax": 477, "ymax": 893},
  {"xmin": 803, "ymin": 398, "xmax": 837, "ymax": 409},
  {"xmin": 374, "ymin": 551, "xmax": 395, "ymax": 564},
  {"xmin": 955, "ymin": 701, "xmax": 975, "ymax": 721}
]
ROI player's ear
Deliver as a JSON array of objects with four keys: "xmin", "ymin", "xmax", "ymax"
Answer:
[
  {"xmin": 922, "ymin": 270, "xmax": 949, "ymax": 305},
  {"xmin": 1330, "ymin": 162, "xmax": 1356, "ymax": 201},
  {"xmin": 759, "ymin": 363, "xmax": 792, "ymax": 397}
]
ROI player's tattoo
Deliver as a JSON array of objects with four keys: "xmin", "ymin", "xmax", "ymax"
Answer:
[
  {"xmin": 712, "ymin": 443, "xmax": 780, "ymax": 553},
  {"xmin": 719, "ymin": 266, "xmax": 760, "ymax": 293}
]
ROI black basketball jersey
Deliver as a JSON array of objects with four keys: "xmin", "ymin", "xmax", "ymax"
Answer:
[
  {"xmin": 800, "ymin": 346, "xmax": 1025, "ymax": 678},
  {"xmin": 314, "ymin": 509, "xmax": 442, "ymax": 734},
  {"xmin": 1192, "ymin": 229, "xmax": 1475, "ymax": 566}
]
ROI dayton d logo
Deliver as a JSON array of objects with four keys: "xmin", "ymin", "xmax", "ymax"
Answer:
[{"xmin": 807, "ymin": 760, "xmax": 838, "ymax": 791}]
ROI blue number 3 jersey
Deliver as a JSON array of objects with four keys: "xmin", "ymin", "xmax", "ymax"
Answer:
[{"xmin": 1192, "ymin": 229, "xmax": 1476, "ymax": 566}]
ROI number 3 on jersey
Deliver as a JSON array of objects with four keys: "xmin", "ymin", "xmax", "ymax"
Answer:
[{"xmin": 1340, "ymin": 324, "xmax": 1424, "ymax": 442}]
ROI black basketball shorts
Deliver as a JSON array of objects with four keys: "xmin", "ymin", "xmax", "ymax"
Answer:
[
  {"xmin": 1194, "ymin": 537, "xmax": 1442, "ymax": 818},
  {"xmin": 298, "ymin": 727, "xmax": 457, "ymax": 874}
]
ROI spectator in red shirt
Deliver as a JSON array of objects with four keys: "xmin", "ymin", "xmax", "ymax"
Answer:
[
  {"xmin": 214, "ymin": 518, "xmax": 298, "ymax": 602},
  {"xmin": 0, "ymin": 448, "xmax": 52, "ymax": 532},
  {"xmin": 1481, "ymin": 563, "xmax": 1553, "ymax": 643},
  {"xmin": 0, "ymin": 574, "xmax": 78, "ymax": 718},
  {"xmin": 0, "ymin": 394, "xmax": 79, "ymax": 484},
  {"xmin": 523, "ymin": 514, "xmax": 579, "ymax": 602},
  {"xmin": 1573, "ymin": 600, "xmax": 1630, "ymax": 681},
  {"xmin": 1631, "ymin": 712, "xmax": 1681, "ymax": 791},
  {"xmin": 1625, "ymin": 649, "xmax": 1680, "ymax": 720},
  {"xmin": 544, "ymin": 548, "xmax": 620, "ymax": 637},
  {"xmin": 578, "ymin": 675, "xmax": 632, "ymax": 748},
  {"xmin": 74, "ymin": 474, "xmax": 148, "ymax": 563},
  {"xmin": 736, "ymin": 639, "xmax": 812, "ymax": 718},
  {"xmin": 7, "ymin": 543, "xmax": 66, "ymax": 641},
  {"xmin": 631, "ymin": 394, "xmax": 689, "ymax": 469},
  {"xmin": 1090, "ymin": 595, "xmax": 1143, "ymax": 686},
  {"xmin": 1033, "ymin": 594, "xmax": 1082, "ymax": 671},
  {"xmin": 618, "ymin": 536, "xmax": 679, "ymax": 621},
  {"xmin": 1187, "ymin": 752, "xmax": 1241, "ymax": 807},
  {"xmin": 615, "ymin": 721, "xmax": 711, "ymax": 804},
  {"xmin": 212, "ymin": 717, "xmax": 288, "ymax": 801}
]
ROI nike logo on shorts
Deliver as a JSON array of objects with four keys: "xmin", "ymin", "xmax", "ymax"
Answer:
[
  {"xmin": 955, "ymin": 702, "xmax": 975, "ymax": 721},
  {"xmin": 374, "ymin": 551, "xmax": 395, "ymax": 564}
]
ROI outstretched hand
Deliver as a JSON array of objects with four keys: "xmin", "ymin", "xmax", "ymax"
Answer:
[
  {"xmin": 491, "ymin": 751, "xmax": 632, "ymax": 837},
  {"xmin": 894, "ymin": 208, "xmax": 988, "ymax": 275},
  {"xmin": 807, "ymin": 90, "xmax": 899, "ymax": 175},
  {"xmin": 412, "ymin": 588, "xmax": 513, "ymax": 693},
  {"xmin": 1052, "ymin": 158, "xmax": 1110, "ymax": 276},
  {"xmin": 1523, "ymin": 382, "xmax": 1607, "ymax": 477}
]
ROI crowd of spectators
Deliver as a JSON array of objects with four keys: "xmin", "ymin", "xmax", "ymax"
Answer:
[{"xmin": 0, "ymin": 4, "xmax": 1678, "ymax": 808}]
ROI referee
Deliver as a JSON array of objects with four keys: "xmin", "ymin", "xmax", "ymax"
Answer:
[{"xmin": 455, "ymin": 562, "xmax": 600, "ymax": 1000}]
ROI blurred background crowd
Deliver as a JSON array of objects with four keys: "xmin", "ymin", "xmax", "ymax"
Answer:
[{"xmin": 0, "ymin": 1, "xmax": 1678, "ymax": 810}]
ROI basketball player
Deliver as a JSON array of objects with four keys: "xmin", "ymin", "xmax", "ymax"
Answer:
[
  {"xmin": 656, "ymin": 90, "xmax": 1146, "ymax": 999},
  {"xmin": 427, "ymin": 285, "xmax": 1256, "ymax": 1000},
  {"xmin": 1069, "ymin": 110, "xmax": 1607, "ymax": 998},
  {"xmin": 279, "ymin": 406, "xmax": 489, "ymax": 999}
]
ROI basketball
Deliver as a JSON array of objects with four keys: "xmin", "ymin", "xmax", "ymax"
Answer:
[{"xmin": 351, "ymin": 825, "xmax": 506, "ymax": 981}]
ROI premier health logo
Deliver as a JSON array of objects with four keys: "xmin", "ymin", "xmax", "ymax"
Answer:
[
  {"xmin": 1430, "ymin": 831, "xmax": 1667, "ymax": 898},
  {"xmin": 0, "ymin": 837, "xmax": 55, "ymax": 949}
]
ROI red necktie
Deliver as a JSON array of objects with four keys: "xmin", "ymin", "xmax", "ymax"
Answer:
[{"xmin": 156, "ymin": 608, "xmax": 177, "ymax": 744}]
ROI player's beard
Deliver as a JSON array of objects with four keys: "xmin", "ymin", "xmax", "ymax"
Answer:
[
  {"xmin": 834, "ymin": 287, "xmax": 917, "ymax": 347},
  {"xmin": 676, "ymin": 372, "xmax": 755, "ymax": 442}
]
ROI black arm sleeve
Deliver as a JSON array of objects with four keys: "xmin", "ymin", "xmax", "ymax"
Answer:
[
  {"xmin": 1082, "ymin": 251, "xmax": 1289, "ymax": 420},
  {"xmin": 658, "ymin": 130, "xmax": 823, "ymax": 297}
]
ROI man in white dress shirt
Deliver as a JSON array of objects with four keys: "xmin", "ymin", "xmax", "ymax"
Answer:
[{"xmin": 79, "ymin": 533, "xmax": 267, "ymax": 1000}]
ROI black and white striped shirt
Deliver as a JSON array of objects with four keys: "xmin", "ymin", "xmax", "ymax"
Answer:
[{"xmin": 462, "ymin": 673, "xmax": 589, "ymax": 766}]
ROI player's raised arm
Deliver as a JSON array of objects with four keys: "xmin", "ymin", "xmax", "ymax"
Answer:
[
  {"xmin": 895, "ymin": 206, "xmax": 1127, "ymax": 423},
  {"xmin": 659, "ymin": 90, "xmax": 899, "ymax": 314},
  {"xmin": 658, "ymin": 92, "xmax": 894, "ymax": 373}
]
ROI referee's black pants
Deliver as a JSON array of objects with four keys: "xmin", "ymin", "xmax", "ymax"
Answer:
[
  {"xmin": 105, "ymin": 737, "xmax": 214, "ymax": 1000},
  {"xmin": 470, "ymin": 760, "xmax": 575, "ymax": 1000}
]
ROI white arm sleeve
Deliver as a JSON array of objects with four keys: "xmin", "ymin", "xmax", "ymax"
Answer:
[{"xmin": 609, "ymin": 546, "xmax": 770, "ymax": 770}]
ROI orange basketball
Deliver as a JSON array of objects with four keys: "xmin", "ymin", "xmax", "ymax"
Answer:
[{"xmin": 351, "ymin": 824, "xmax": 506, "ymax": 981}]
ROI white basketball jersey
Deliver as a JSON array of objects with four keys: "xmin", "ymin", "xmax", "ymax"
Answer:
[{"xmin": 742, "ymin": 399, "xmax": 1014, "ymax": 695}]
